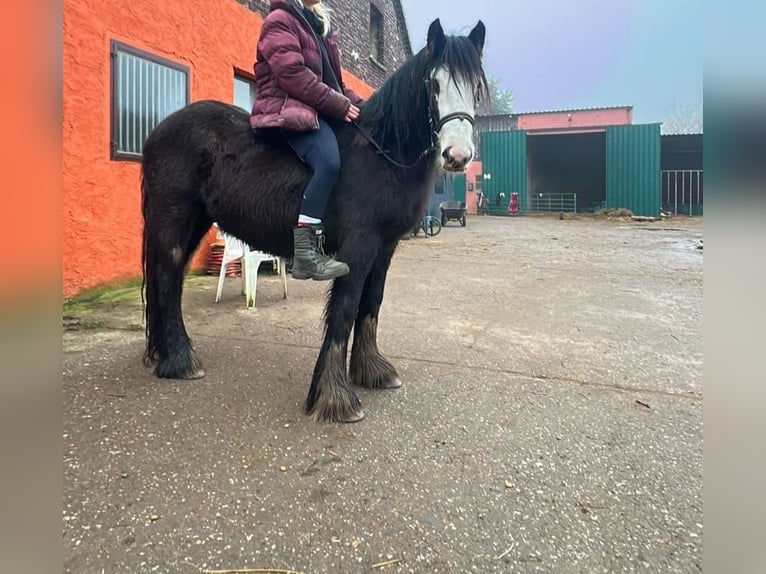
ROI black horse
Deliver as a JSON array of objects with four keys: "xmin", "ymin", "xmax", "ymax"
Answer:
[{"xmin": 141, "ymin": 19, "xmax": 487, "ymax": 422}]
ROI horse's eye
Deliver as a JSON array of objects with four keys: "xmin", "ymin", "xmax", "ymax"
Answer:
[{"xmin": 433, "ymin": 80, "xmax": 440, "ymax": 96}]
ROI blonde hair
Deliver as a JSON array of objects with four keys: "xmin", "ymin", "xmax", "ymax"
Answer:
[{"xmin": 309, "ymin": 2, "xmax": 332, "ymax": 38}]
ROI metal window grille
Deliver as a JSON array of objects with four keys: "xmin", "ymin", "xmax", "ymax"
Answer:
[{"xmin": 110, "ymin": 41, "xmax": 189, "ymax": 160}]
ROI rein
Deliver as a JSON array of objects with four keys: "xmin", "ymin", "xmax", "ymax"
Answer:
[
  {"xmin": 352, "ymin": 120, "xmax": 436, "ymax": 169},
  {"xmin": 352, "ymin": 76, "xmax": 475, "ymax": 170}
]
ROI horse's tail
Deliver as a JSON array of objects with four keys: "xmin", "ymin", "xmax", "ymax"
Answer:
[
  {"xmin": 139, "ymin": 108, "xmax": 210, "ymax": 380},
  {"xmin": 140, "ymin": 164, "xmax": 160, "ymax": 367},
  {"xmin": 139, "ymin": 100, "xmax": 259, "ymax": 379}
]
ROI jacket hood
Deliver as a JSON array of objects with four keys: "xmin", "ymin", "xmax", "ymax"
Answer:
[
  {"xmin": 269, "ymin": 0, "xmax": 321, "ymax": 35},
  {"xmin": 270, "ymin": 0, "xmax": 302, "ymax": 14}
]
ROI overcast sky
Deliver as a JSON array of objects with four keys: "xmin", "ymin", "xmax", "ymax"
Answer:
[{"xmin": 399, "ymin": 0, "xmax": 703, "ymax": 123}]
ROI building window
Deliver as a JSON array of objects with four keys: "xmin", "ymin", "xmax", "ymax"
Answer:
[
  {"xmin": 110, "ymin": 41, "xmax": 189, "ymax": 160},
  {"xmin": 369, "ymin": 5, "xmax": 384, "ymax": 63},
  {"xmin": 234, "ymin": 74, "xmax": 258, "ymax": 112},
  {"xmin": 434, "ymin": 177, "xmax": 445, "ymax": 195}
]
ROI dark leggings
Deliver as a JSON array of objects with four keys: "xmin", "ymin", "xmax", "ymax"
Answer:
[{"xmin": 284, "ymin": 118, "xmax": 341, "ymax": 221}]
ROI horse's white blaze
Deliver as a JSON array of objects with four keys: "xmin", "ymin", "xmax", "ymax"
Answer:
[{"xmin": 433, "ymin": 66, "xmax": 476, "ymax": 171}]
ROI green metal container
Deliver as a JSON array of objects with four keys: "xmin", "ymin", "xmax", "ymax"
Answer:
[
  {"xmin": 481, "ymin": 131, "xmax": 527, "ymax": 215},
  {"xmin": 452, "ymin": 173, "xmax": 467, "ymax": 203},
  {"xmin": 481, "ymin": 124, "xmax": 661, "ymax": 217},
  {"xmin": 606, "ymin": 124, "xmax": 661, "ymax": 217}
]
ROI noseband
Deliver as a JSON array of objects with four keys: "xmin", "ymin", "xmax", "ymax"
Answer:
[
  {"xmin": 427, "ymin": 76, "xmax": 475, "ymax": 137},
  {"xmin": 434, "ymin": 111, "xmax": 475, "ymax": 132}
]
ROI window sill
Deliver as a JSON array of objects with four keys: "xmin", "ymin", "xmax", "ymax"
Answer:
[
  {"xmin": 111, "ymin": 149, "xmax": 143, "ymax": 162},
  {"xmin": 368, "ymin": 55, "xmax": 386, "ymax": 72}
]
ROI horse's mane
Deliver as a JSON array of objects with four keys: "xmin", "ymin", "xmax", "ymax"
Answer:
[{"xmin": 358, "ymin": 34, "xmax": 488, "ymax": 165}]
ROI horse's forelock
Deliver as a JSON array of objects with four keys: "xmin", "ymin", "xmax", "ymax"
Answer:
[{"xmin": 436, "ymin": 36, "xmax": 488, "ymax": 98}]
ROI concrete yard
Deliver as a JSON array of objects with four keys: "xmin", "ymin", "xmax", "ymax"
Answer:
[{"xmin": 63, "ymin": 214, "xmax": 703, "ymax": 573}]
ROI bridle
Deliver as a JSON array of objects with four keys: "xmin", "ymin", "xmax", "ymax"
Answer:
[
  {"xmin": 434, "ymin": 111, "xmax": 475, "ymax": 132},
  {"xmin": 353, "ymin": 72, "xmax": 476, "ymax": 169}
]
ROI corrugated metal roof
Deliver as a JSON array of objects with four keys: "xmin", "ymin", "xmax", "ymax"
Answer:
[
  {"xmin": 476, "ymin": 106, "xmax": 634, "ymax": 121},
  {"xmin": 476, "ymin": 113, "xmax": 517, "ymax": 120},
  {"xmin": 514, "ymin": 105, "xmax": 633, "ymax": 116}
]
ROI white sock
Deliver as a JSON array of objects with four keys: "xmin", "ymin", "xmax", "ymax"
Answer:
[{"xmin": 298, "ymin": 214, "xmax": 322, "ymax": 226}]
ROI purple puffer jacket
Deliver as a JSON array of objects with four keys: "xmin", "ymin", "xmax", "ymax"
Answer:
[{"xmin": 250, "ymin": 0, "xmax": 364, "ymax": 132}]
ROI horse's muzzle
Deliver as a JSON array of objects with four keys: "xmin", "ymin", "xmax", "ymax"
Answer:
[{"xmin": 442, "ymin": 146, "xmax": 473, "ymax": 172}]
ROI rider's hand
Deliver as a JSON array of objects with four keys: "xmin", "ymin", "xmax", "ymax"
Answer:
[{"xmin": 344, "ymin": 104, "xmax": 360, "ymax": 123}]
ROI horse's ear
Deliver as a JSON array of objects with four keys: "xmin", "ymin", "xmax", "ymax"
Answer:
[
  {"xmin": 426, "ymin": 18, "xmax": 446, "ymax": 61},
  {"xmin": 469, "ymin": 21, "xmax": 486, "ymax": 57}
]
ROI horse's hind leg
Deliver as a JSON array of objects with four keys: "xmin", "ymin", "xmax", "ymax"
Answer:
[
  {"xmin": 143, "ymin": 202, "xmax": 211, "ymax": 380},
  {"xmin": 305, "ymin": 236, "xmax": 380, "ymax": 422},
  {"xmin": 349, "ymin": 242, "xmax": 402, "ymax": 389}
]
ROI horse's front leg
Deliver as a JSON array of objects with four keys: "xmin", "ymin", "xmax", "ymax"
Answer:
[
  {"xmin": 305, "ymin": 237, "xmax": 379, "ymax": 423},
  {"xmin": 349, "ymin": 242, "xmax": 402, "ymax": 389}
]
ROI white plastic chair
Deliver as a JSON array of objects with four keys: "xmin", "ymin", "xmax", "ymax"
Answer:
[
  {"xmin": 243, "ymin": 249, "xmax": 287, "ymax": 309},
  {"xmin": 214, "ymin": 230, "xmax": 248, "ymax": 303},
  {"xmin": 213, "ymin": 226, "xmax": 287, "ymax": 308}
]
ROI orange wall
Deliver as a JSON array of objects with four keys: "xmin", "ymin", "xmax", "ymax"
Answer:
[
  {"xmin": 63, "ymin": 0, "xmax": 373, "ymax": 298},
  {"xmin": 517, "ymin": 108, "xmax": 632, "ymax": 131},
  {"xmin": 464, "ymin": 161, "xmax": 483, "ymax": 215}
]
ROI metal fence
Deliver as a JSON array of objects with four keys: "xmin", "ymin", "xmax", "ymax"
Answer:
[
  {"xmin": 527, "ymin": 192, "xmax": 578, "ymax": 214},
  {"xmin": 661, "ymin": 170, "xmax": 703, "ymax": 216}
]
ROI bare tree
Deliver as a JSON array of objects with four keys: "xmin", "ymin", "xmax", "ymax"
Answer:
[{"xmin": 662, "ymin": 102, "xmax": 703, "ymax": 135}]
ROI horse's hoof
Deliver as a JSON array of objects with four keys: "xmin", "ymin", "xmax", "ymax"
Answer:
[
  {"xmin": 381, "ymin": 377, "xmax": 402, "ymax": 389},
  {"xmin": 351, "ymin": 375, "xmax": 402, "ymax": 389},
  {"xmin": 310, "ymin": 408, "xmax": 365, "ymax": 424},
  {"xmin": 154, "ymin": 364, "xmax": 206, "ymax": 380},
  {"xmin": 343, "ymin": 409, "xmax": 365, "ymax": 423}
]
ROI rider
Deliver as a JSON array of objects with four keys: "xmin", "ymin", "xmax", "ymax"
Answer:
[{"xmin": 250, "ymin": 0, "xmax": 364, "ymax": 281}]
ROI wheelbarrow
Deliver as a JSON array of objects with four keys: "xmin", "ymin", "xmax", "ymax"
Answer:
[{"xmin": 439, "ymin": 201, "xmax": 467, "ymax": 227}]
